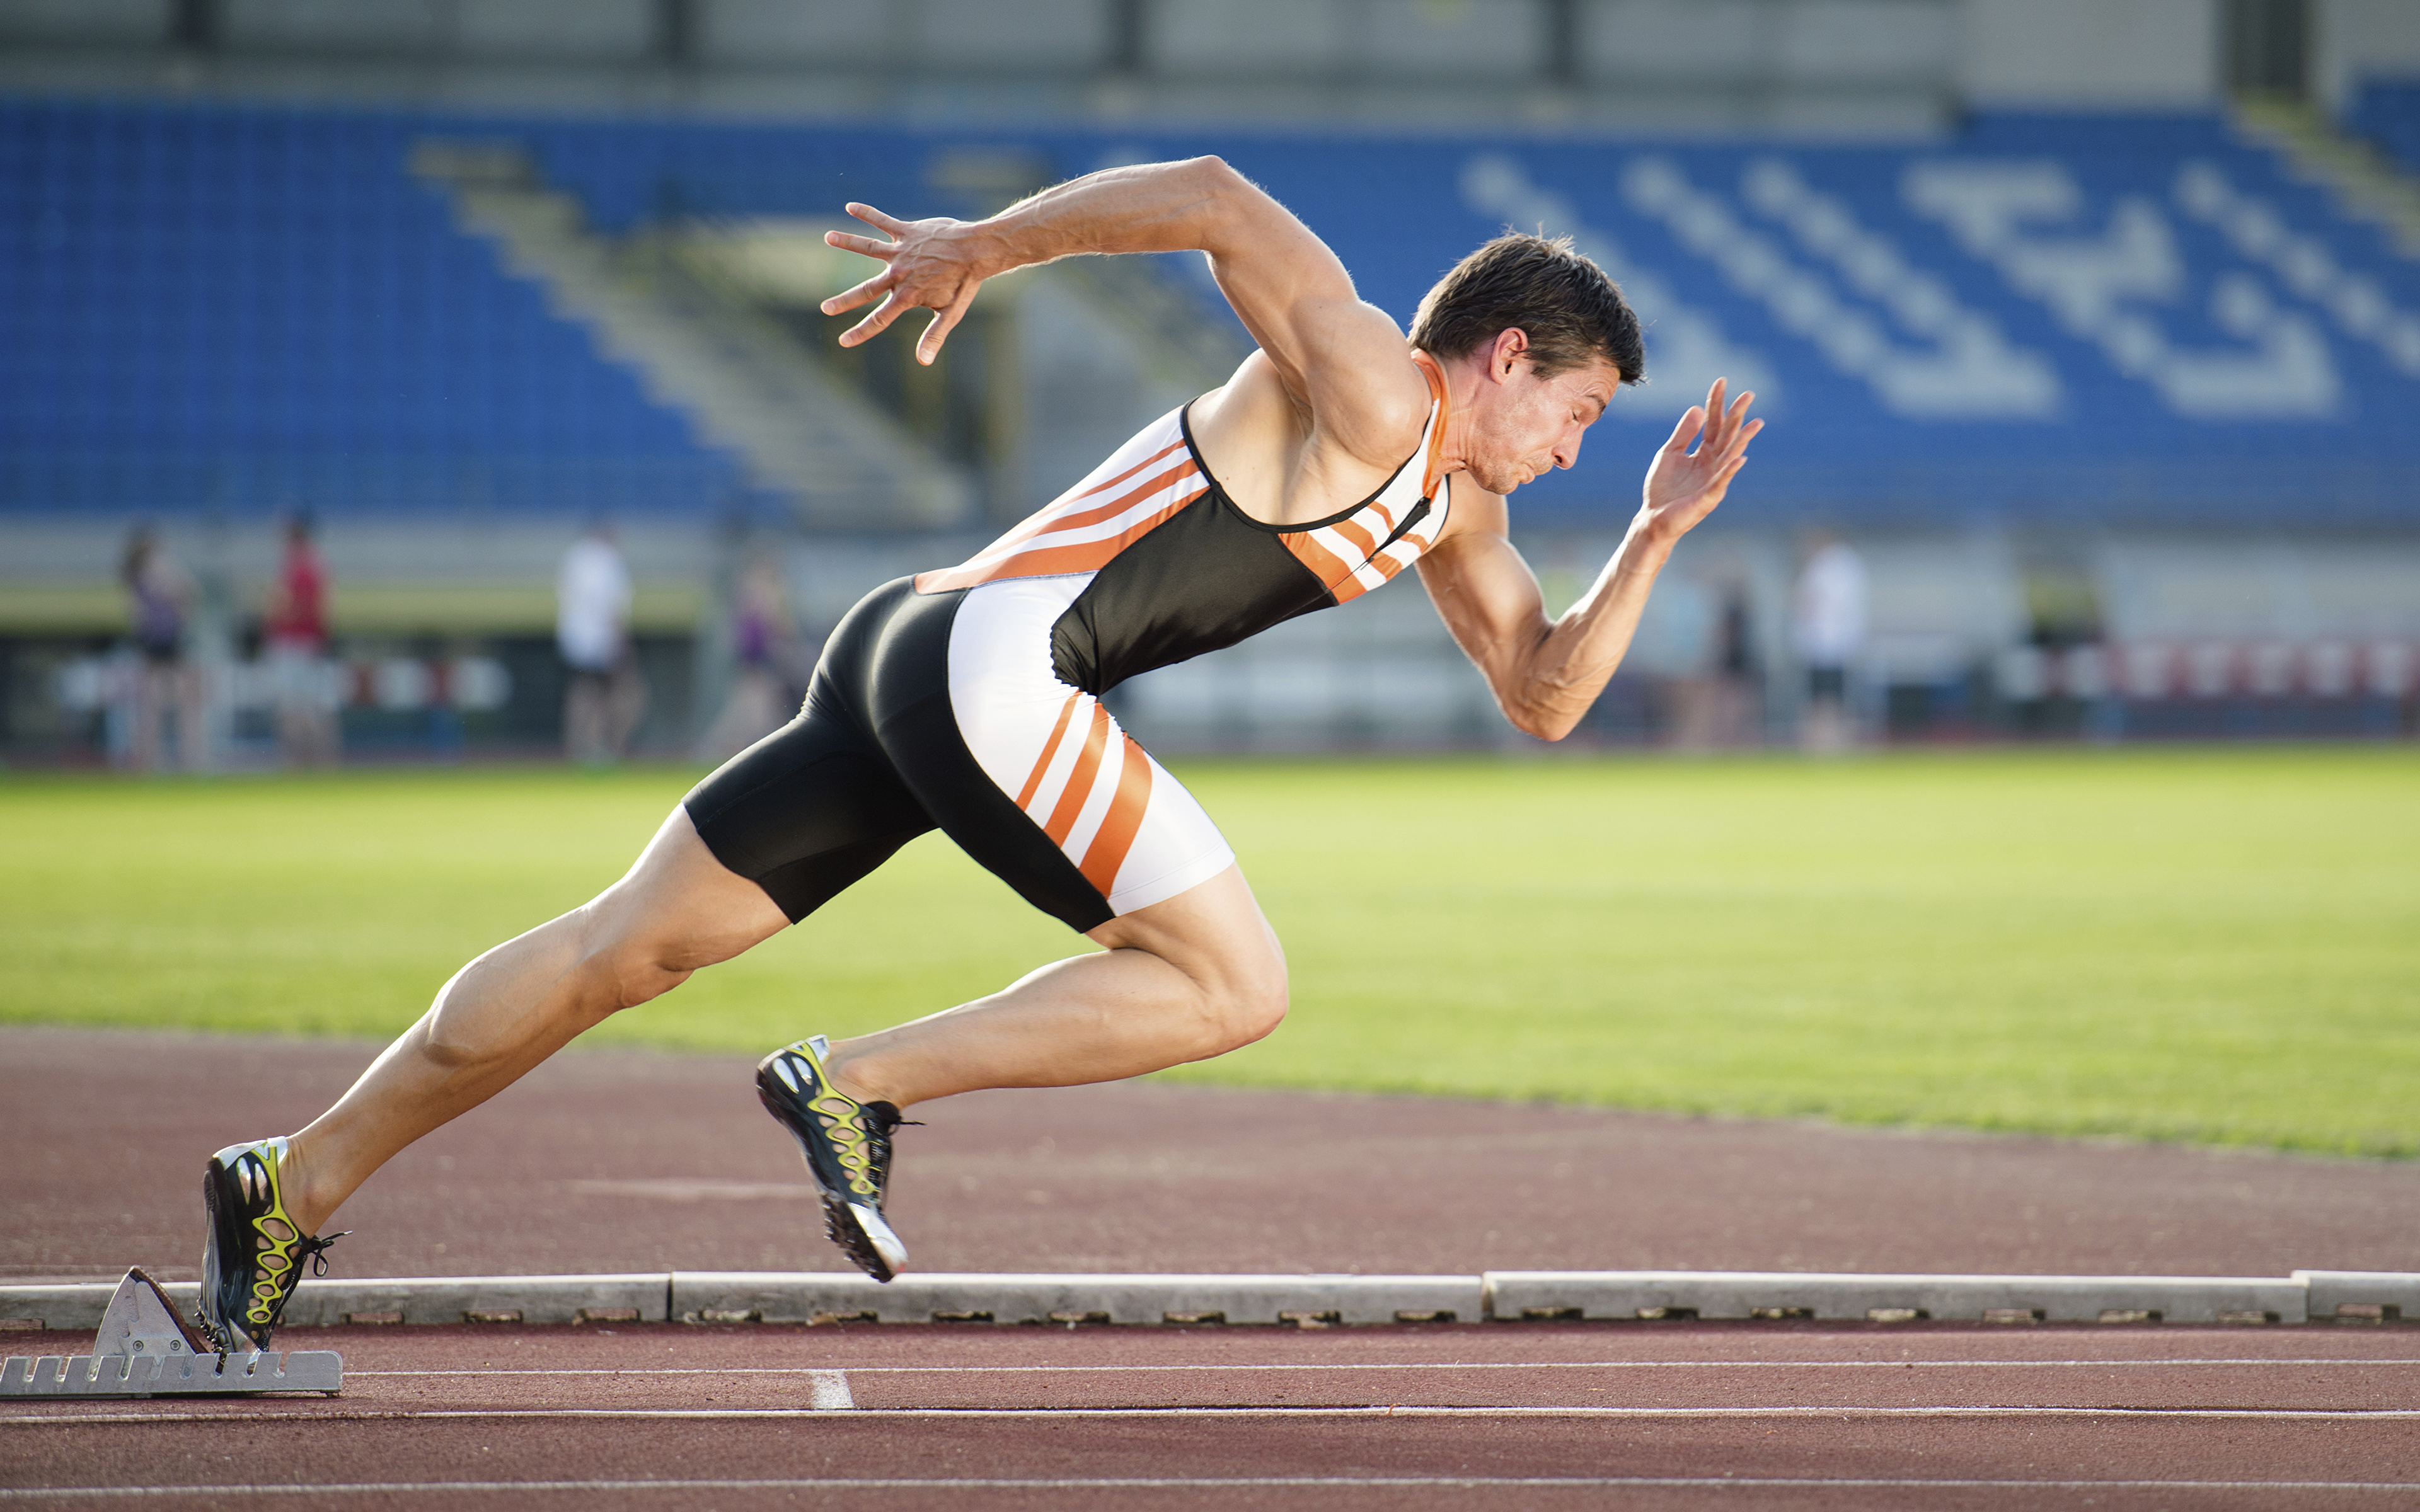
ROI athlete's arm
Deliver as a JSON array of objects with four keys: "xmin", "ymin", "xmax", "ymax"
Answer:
[
  {"xmin": 817, "ymin": 158, "xmax": 1427, "ymax": 473},
  {"xmin": 1417, "ymin": 381, "xmax": 1761, "ymax": 742}
]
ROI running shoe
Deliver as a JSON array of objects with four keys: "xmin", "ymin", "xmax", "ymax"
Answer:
[
  {"xmin": 196, "ymin": 1137, "xmax": 344, "ymax": 1353},
  {"xmin": 756, "ymin": 1036, "xmax": 909, "ymax": 1282}
]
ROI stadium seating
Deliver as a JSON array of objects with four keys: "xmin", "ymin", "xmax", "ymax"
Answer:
[
  {"xmin": 2346, "ymin": 77, "xmax": 2420, "ymax": 180},
  {"xmin": 0, "ymin": 98, "xmax": 748, "ymax": 518},
  {"xmin": 522, "ymin": 107, "xmax": 2420, "ymax": 527},
  {"xmin": 6, "ymin": 96, "xmax": 2419, "ymax": 527}
]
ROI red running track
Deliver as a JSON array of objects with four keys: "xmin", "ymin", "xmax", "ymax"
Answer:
[
  {"xmin": 10, "ymin": 1028, "xmax": 2419, "ymax": 1284},
  {"xmin": 8, "ymin": 1029, "xmax": 2419, "ymax": 1508},
  {"xmin": 6, "ymin": 1320, "xmax": 2418, "ymax": 1509}
]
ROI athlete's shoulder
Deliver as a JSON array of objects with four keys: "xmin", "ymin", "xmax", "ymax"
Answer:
[
  {"xmin": 1193, "ymin": 349, "xmax": 1429, "ymax": 489},
  {"xmin": 1427, "ymin": 475, "xmax": 1507, "ymax": 547}
]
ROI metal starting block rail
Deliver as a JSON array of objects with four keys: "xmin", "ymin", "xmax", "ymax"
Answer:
[{"xmin": 0, "ymin": 1268, "xmax": 340, "ymax": 1399}]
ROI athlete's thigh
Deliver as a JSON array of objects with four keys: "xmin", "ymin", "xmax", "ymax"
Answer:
[
  {"xmin": 1088, "ymin": 861, "xmax": 1285, "ymax": 1002},
  {"xmin": 867, "ymin": 578, "xmax": 1237, "ymax": 935},
  {"xmin": 586, "ymin": 805, "xmax": 792, "ymax": 970},
  {"xmin": 682, "ymin": 627, "xmax": 940, "ymax": 924}
]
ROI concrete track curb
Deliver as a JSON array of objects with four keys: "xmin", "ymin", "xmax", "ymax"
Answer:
[
  {"xmin": 4, "ymin": 1270, "xmax": 2412, "ymax": 1332},
  {"xmin": 1487, "ymin": 1271, "xmax": 2317, "ymax": 1325}
]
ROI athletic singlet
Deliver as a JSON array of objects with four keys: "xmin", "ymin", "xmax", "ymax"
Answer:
[
  {"xmin": 918, "ymin": 375, "xmax": 1456, "ymax": 695},
  {"xmin": 684, "ymin": 370, "xmax": 1456, "ymax": 935}
]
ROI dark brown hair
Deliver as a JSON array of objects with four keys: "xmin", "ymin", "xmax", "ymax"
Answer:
[{"xmin": 1409, "ymin": 232, "xmax": 1644, "ymax": 386}]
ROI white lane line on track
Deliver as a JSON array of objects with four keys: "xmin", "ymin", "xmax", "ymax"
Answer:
[
  {"xmin": 347, "ymin": 1358, "xmax": 2420, "ymax": 1377},
  {"xmin": 807, "ymin": 1370, "xmax": 853, "ymax": 1410},
  {"xmin": 12, "ymin": 1406, "xmax": 2420, "ymax": 1424},
  {"xmin": 4, "ymin": 1477, "xmax": 2420, "ymax": 1498}
]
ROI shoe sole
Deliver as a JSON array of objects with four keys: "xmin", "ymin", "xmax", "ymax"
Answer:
[
  {"xmin": 758, "ymin": 1062, "xmax": 909, "ymax": 1284},
  {"xmin": 198, "ymin": 1159, "xmax": 263, "ymax": 1353},
  {"xmin": 821, "ymin": 1194, "xmax": 908, "ymax": 1284}
]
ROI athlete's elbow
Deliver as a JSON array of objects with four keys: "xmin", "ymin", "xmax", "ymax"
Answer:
[
  {"xmin": 1186, "ymin": 158, "xmax": 1279, "ymax": 238},
  {"xmin": 1502, "ymin": 690, "xmax": 1582, "ymax": 743},
  {"xmin": 1169, "ymin": 156, "xmax": 1243, "ymax": 210},
  {"xmin": 1511, "ymin": 712, "xmax": 1581, "ymax": 743},
  {"xmin": 1187, "ymin": 155, "xmax": 1243, "ymax": 192}
]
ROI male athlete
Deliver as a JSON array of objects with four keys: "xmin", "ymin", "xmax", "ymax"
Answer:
[{"xmin": 195, "ymin": 156, "xmax": 1761, "ymax": 1349}]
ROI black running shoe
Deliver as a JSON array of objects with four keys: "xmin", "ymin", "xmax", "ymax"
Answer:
[
  {"xmin": 197, "ymin": 1137, "xmax": 344, "ymax": 1353},
  {"xmin": 757, "ymin": 1036, "xmax": 909, "ymax": 1282}
]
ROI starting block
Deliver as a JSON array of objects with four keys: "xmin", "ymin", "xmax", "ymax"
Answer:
[{"xmin": 0, "ymin": 1268, "xmax": 341, "ymax": 1399}]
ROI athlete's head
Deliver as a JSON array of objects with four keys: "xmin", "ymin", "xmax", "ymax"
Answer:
[{"xmin": 1411, "ymin": 233, "xmax": 1643, "ymax": 495}]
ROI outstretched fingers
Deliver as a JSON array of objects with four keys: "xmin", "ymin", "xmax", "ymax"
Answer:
[
  {"xmin": 1701, "ymin": 385, "xmax": 1761, "ymax": 462},
  {"xmin": 914, "ymin": 290, "xmax": 978, "ymax": 367},
  {"xmin": 1662, "ymin": 403, "xmax": 1708, "ymax": 457},
  {"xmin": 821, "ymin": 205, "xmax": 911, "ymax": 319},
  {"xmin": 821, "ymin": 267, "xmax": 896, "ymax": 318},
  {"xmin": 823, "ymin": 226, "xmax": 899, "ymax": 258},
  {"xmin": 844, "ymin": 201, "xmax": 913, "ymax": 235},
  {"xmin": 840, "ymin": 290, "xmax": 925, "ymax": 349}
]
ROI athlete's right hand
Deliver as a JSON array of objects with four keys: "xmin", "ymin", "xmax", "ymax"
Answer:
[{"xmin": 821, "ymin": 202, "xmax": 992, "ymax": 366}]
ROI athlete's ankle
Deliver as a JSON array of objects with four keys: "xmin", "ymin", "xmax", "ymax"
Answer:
[
  {"xmin": 817, "ymin": 1048, "xmax": 895, "ymax": 1111},
  {"xmin": 274, "ymin": 1136, "xmax": 338, "ymax": 1236}
]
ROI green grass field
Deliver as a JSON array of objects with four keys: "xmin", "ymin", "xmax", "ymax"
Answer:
[{"xmin": 3, "ymin": 748, "xmax": 2414, "ymax": 1156}]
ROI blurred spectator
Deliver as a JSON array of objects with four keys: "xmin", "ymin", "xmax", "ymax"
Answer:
[
  {"xmin": 120, "ymin": 524, "xmax": 206, "ymax": 772},
  {"xmin": 694, "ymin": 556, "xmax": 804, "ymax": 762},
  {"xmin": 558, "ymin": 522, "xmax": 647, "ymax": 765},
  {"xmin": 1675, "ymin": 580, "xmax": 1762, "ymax": 750},
  {"xmin": 265, "ymin": 514, "xmax": 339, "ymax": 767},
  {"xmin": 1792, "ymin": 532, "xmax": 1866, "ymax": 754}
]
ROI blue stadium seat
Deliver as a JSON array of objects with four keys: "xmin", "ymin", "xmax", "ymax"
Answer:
[
  {"xmin": 0, "ymin": 98, "xmax": 745, "ymax": 520},
  {"xmin": 6, "ymin": 95, "xmax": 2418, "ymax": 525}
]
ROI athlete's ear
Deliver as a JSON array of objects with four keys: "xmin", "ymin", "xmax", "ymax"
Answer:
[{"xmin": 1488, "ymin": 327, "xmax": 1531, "ymax": 384}]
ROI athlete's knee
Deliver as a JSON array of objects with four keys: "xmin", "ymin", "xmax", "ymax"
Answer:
[
  {"xmin": 583, "ymin": 926, "xmax": 705, "ymax": 1013},
  {"xmin": 1198, "ymin": 953, "xmax": 1289, "ymax": 1054},
  {"xmin": 576, "ymin": 895, "xmax": 768, "ymax": 1014},
  {"xmin": 574, "ymin": 844, "xmax": 783, "ymax": 1014}
]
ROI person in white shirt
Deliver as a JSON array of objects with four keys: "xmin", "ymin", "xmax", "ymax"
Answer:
[
  {"xmin": 558, "ymin": 522, "xmax": 646, "ymax": 764},
  {"xmin": 1792, "ymin": 532, "xmax": 1865, "ymax": 753}
]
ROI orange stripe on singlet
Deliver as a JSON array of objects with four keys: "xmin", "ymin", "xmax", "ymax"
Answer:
[
  {"xmin": 1280, "ymin": 529, "xmax": 1354, "ymax": 587},
  {"xmin": 1079, "ymin": 736, "xmax": 1155, "ymax": 899},
  {"xmin": 935, "ymin": 488, "xmax": 1204, "ymax": 592},
  {"xmin": 912, "ymin": 442, "xmax": 1190, "ymax": 583},
  {"xmin": 1064, "ymin": 438, "xmax": 1192, "ymax": 513},
  {"xmin": 1328, "ymin": 547, "xmax": 1415, "ymax": 605},
  {"xmin": 981, "ymin": 451, "xmax": 1199, "ymax": 559},
  {"xmin": 1414, "ymin": 352, "xmax": 1452, "ymax": 502},
  {"xmin": 1044, "ymin": 702, "xmax": 1114, "ymax": 846},
  {"xmin": 917, "ymin": 475, "xmax": 1204, "ymax": 594},
  {"xmin": 1017, "ymin": 690, "xmax": 1085, "ymax": 812},
  {"xmin": 1323, "ymin": 514, "xmax": 1381, "ymax": 561}
]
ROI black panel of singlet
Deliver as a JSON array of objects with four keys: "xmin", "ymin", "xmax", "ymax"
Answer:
[
  {"xmin": 1050, "ymin": 491, "xmax": 1337, "ymax": 697},
  {"xmin": 688, "ymin": 576, "xmax": 1117, "ymax": 934}
]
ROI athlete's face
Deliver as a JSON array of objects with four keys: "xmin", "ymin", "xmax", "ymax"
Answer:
[{"xmin": 1460, "ymin": 351, "xmax": 1623, "ymax": 496}]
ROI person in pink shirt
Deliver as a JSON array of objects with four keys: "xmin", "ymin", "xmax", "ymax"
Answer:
[{"xmin": 265, "ymin": 515, "xmax": 338, "ymax": 767}]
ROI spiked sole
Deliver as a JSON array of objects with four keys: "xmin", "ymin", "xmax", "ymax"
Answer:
[
  {"xmin": 822, "ymin": 1196, "xmax": 908, "ymax": 1284},
  {"xmin": 197, "ymin": 1160, "xmax": 260, "ymax": 1354},
  {"xmin": 756, "ymin": 1040, "xmax": 909, "ymax": 1283}
]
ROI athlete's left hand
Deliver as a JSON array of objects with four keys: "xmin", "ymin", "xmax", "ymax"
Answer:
[
  {"xmin": 820, "ymin": 202, "xmax": 991, "ymax": 365},
  {"xmin": 1639, "ymin": 378, "xmax": 1763, "ymax": 541}
]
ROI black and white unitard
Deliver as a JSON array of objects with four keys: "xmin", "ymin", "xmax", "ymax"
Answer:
[{"xmin": 686, "ymin": 373, "xmax": 1455, "ymax": 934}]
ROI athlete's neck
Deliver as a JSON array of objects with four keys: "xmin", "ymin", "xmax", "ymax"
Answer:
[{"xmin": 1412, "ymin": 347, "xmax": 1474, "ymax": 490}]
